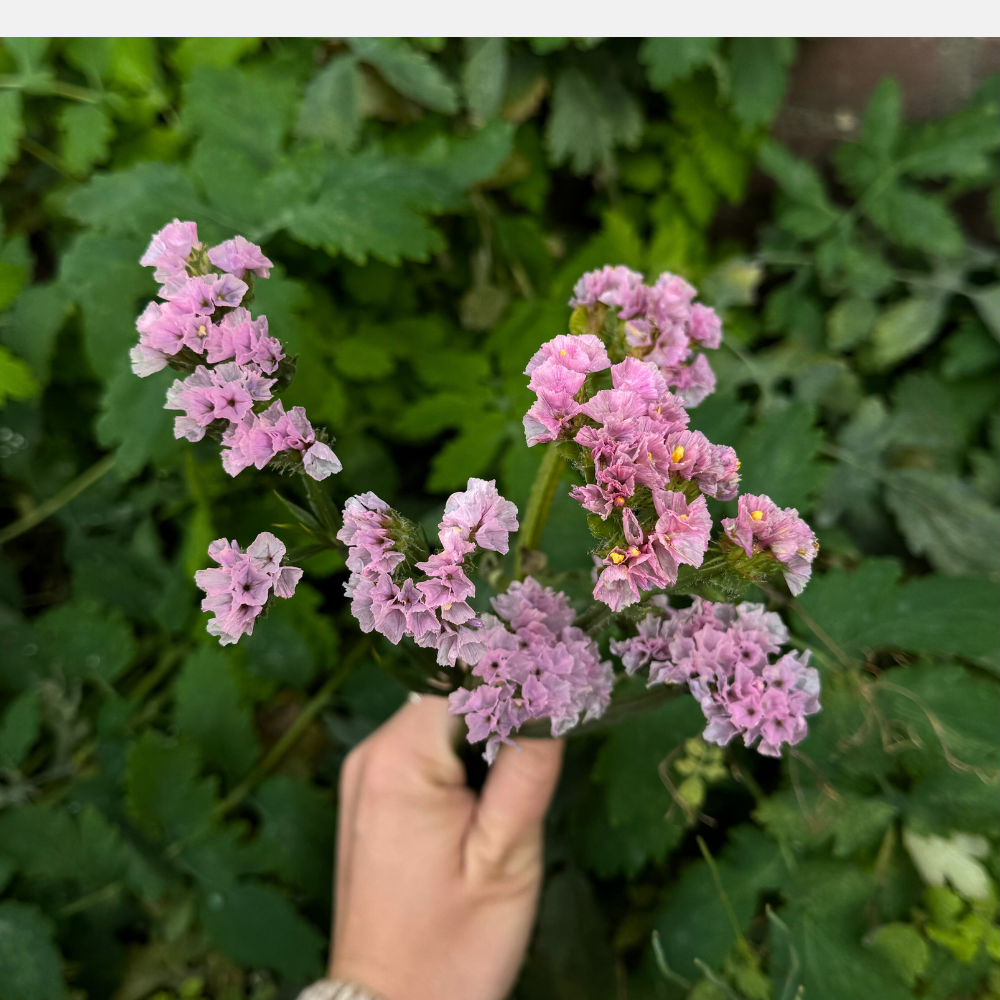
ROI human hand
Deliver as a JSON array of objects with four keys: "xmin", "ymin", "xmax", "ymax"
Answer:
[{"xmin": 330, "ymin": 694, "xmax": 564, "ymax": 1000}]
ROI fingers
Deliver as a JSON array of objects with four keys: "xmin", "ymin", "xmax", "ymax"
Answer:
[
  {"xmin": 467, "ymin": 737, "xmax": 564, "ymax": 877},
  {"xmin": 367, "ymin": 693, "xmax": 467, "ymax": 788}
]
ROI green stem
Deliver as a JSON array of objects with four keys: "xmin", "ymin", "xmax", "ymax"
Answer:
[
  {"xmin": 514, "ymin": 443, "xmax": 566, "ymax": 579},
  {"xmin": 0, "ymin": 454, "xmax": 116, "ymax": 546},
  {"xmin": 697, "ymin": 835, "xmax": 750, "ymax": 954}
]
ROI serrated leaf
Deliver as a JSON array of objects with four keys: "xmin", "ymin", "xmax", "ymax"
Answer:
[
  {"xmin": 200, "ymin": 879, "xmax": 325, "ymax": 981},
  {"xmin": 545, "ymin": 67, "xmax": 643, "ymax": 175},
  {"xmin": 735, "ymin": 401, "xmax": 829, "ymax": 513},
  {"xmin": 174, "ymin": 647, "xmax": 258, "ymax": 785},
  {"xmin": 903, "ymin": 829, "xmax": 992, "ymax": 901},
  {"xmin": 171, "ymin": 37, "xmax": 260, "ymax": 76},
  {"xmin": 295, "ymin": 54, "xmax": 362, "ymax": 152},
  {"xmin": 866, "ymin": 184, "xmax": 964, "ymax": 257},
  {"xmin": 728, "ymin": 38, "xmax": 795, "ymax": 128},
  {"xmin": 859, "ymin": 77, "xmax": 903, "ymax": 161},
  {"xmin": 0, "ymin": 91, "xmax": 24, "ymax": 179},
  {"xmin": 827, "ymin": 297, "xmax": 877, "ymax": 352},
  {"xmin": 125, "ymin": 731, "xmax": 217, "ymax": 843},
  {"xmin": 0, "ymin": 690, "xmax": 39, "ymax": 770},
  {"xmin": 59, "ymin": 102, "xmax": 114, "ymax": 176},
  {"xmin": 759, "ymin": 139, "xmax": 835, "ymax": 211},
  {"xmin": 0, "ymin": 345, "xmax": 38, "ymax": 407},
  {"xmin": 639, "ymin": 38, "xmax": 718, "ymax": 90},
  {"xmin": 35, "ymin": 598, "xmax": 135, "ymax": 683},
  {"xmin": 347, "ymin": 37, "xmax": 458, "ymax": 114},
  {"xmin": 0, "ymin": 282, "xmax": 72, "ymax": 382},
  {"xmin": 902, "ymin": 99, "xmax": 1000, "ymax": 180},
  {"xmin": 96, "ymin": 366, "xmax": 181, "ymax": 478},
  {"xmin": 426, "ymin": 411, "xmax": 508, "ymax": 492},
  {"xmin": 867, "ymin": 923, "xmax": 930, "ymax": 988},
  {"xmin": 462, "ymin": 37, "xmax": 507, "ymax": 123},
  {"xmin": 0, "ymin": 901, "xmax": 66, "ymax": 1000},
  {"xmin": 654, "ymin": 827, "xmax": 785, "ymax": 979},
  {"xmin": 794, "ymin": 558, "xmax": 1000, "ymax": 665},
  {"xmin": 883, "ymin": 469, "xmax": 1000, "ymax": 576},
  {"xmin": 870, "ymin": 294, "xmax": 947, "ymax": 369},
  {"xmin": 332, "ymin": 335, "xmax": 394, "ymax": 379},
  {"xmin": 591, "ymin": 696, "xmax": 704, "ymax": 877}
]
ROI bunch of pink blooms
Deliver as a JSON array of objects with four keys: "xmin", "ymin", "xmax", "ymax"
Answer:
[
  {"xmin": 448, "ymin": 579, "xmax": 614, "ymax": 763},
  {"xmin": 611, "ymin": 598, "xmax": 820, "ymax": 757},
  {"xmin": 195, "ymin": 532, "xmax": 303, "ymax": 645},
  {"xmin": 522, "ymin": 265, "xmax": 818, "ymax": 611},
  {"xmin": 132, "ymin": 220, "xmax": 341, "ymax": 481},
  {"xmin": 570, "ymin": 265, "xmax": 722, "ymax": 406}
]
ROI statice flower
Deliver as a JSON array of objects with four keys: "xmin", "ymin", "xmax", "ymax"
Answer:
[
  {"xmin": 610, "ymin": 598, "xmax": 820, "ymax": 757},
  {"xmin": 448, "ymin": 578, "xmax": 614, "ymax": 762},
  {"xmin": 439, "ymin": 478, "xmax": 519, "ymax": 554},
  {"xmin": 722, "ymin": 494, "xmax": 820, "ymax": 596},
  {"xmin": 195, "ymin": 531, "xmax": 303, "ymax": 645},
  {"xmin": 132, "ymin": 221, "xmax": 341, "ymax": 484}
]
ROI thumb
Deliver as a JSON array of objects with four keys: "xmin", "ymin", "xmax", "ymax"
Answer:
[{"xmin": 467, "ymin": 737, "xmax": 564, "ymax": 877}]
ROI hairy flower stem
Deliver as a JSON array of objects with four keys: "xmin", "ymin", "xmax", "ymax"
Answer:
[{"xmin": 514, "ymin": 443, "xmax": 566, "ymax": 579}]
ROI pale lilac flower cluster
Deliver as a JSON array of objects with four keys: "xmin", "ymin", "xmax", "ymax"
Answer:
[
  {"xmin": 610, "ymin": 598, "xmax": 820, "ymax": 757},
  {"xmin": 722, "ymin": 495, "xmax": 820, "ymax": 596},
  {"xmin": 132, "ymin": 220, "xmax": 340, "ymax": 482},
  {"xmin": 570, "ymin": 265, "xmax": 723, "ymax": 407},
  {"xmin": 195, "ymin": 531, "xmax": 303, "ymax": 645},
  {"xmin": 338, "ymin": 480, "xmax": 518, "ymax": 667},
  {"xmin": 448, "ymin": 578, "xmax": 615, "ymax": 763}
]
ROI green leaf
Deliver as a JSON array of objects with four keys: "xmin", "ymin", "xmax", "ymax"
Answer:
[
  {"xmin": 200, "ymin": 879, "xmax": 325, "ymax": 981},
  {"xmin": 735, "ymin": 402, "xmax": 829, "ymax": 513},
  {"xmin": 333, "ymin": 334, "xmax": 395, "ymax": 380},
  {"xmin": 346, "ymin": 37, "xmax": 458, "ymax": 114},
  {"xmin": 35, "ymin": 598, "xmax": 135, "ymax": 683},
  {"xmin": 171, "ymin": 37, "xmax": 261, "ymax": 76},
  {"xmin": 0, "ymin": 91, "xmax": 24, "ymax": 180},
  {"xmin": 654, "ymin": 826, "xmax": 785, "ymax": 979},
  {"xmin": 883, "ymin": 469, "xmax": 1000, "ymax": 576},
  {"xmin": 174, "ymin": 647, "xmax": 258, "ymax": 785},
  {"xmin": 794, "ymin": 559, "xmax": 1000, "ymax": 665},
  {"xmin": 0, "ymin": 282, "xmax": 72, "ymax": 382},
  {"xmin": 462, "ymin": 38, "xmax": 508, "ymax": 123},
  {"xmin": 867, "ymin": 923, "xmax": 930, "ymax": 988},
  {"xmin": 758, "ymin": 139, "xmax": 834, "ymax": 210},
  {"xmin": 728, "ymin": 38, "xmax": 795, "ymax": 128},
  {"xmin": 591, "ymin": 696, "xmax": 705, "ymax": 877},
  {"xmin": 902, "ymin": 98, "xmax": 1000, "ymax": 181},
  {"xmin": 967, "ymin": 283, "xmax": 1000, "ymax": 340},
  {"xmin": 0, "ymin": 901, "xmax": 66, "ymax": 1000},
  {"xmin": 902, "ymin": 829, "xmax": 993, "ymax": 901},
  {"xmin": 827, "ymin": 297, "xmax": 877, "ymax": 352},
  {"xmin": 96, "ymin": 366, "xmax": 181, "ymax": 478},
  {"xmin": 869, "ymin": 294, "xmax": 947, "ymax": 369},
  {"xmin": 866, "ymin": 185, "xmax": 964, "ymax": 257},
  {"xmin": 859, "ymin": 77, "xmax": 903, "ymax": 161},
  {"xmin": 639, "ymin": 38, "xmax": 718, "ymax": 90},
  {"xmin": 0, "ymin": 690, "xmax": 39, "ymax": 770},
  {"xmin": 125, "ymin": 731, "xmax": 217, "ymax": 842},
  {"xmin": 241, "ymin": 597, "xmax": 318, "ymax": 688},
  {"xmin": 248, "ymin": 776, "xmax": 335, "ymax": 902},
  {"xmin": 182, "ymin": 65, "xmax": 297, "ymax": 168},
  {"xmin": 0, "ymin": 346, "xmax": 38, "ymax": 407},
  {"xmin": 59, "ymin": 102, "xmax": 114, "ymax": 176},
  {"xmin": 426, "ymin": 411, "xmax": 508, "ymax": 492},
  {"xmin": 295, "ymin": 54, "xmax": 362, "ymax": 152},
  {"xmin": 545, "ymin": 67, "xmax": 643, "ymax": 175}
]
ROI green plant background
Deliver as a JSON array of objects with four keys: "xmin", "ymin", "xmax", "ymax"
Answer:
[{"xmin": 0, "ymin": 37, "xmax": 998, "ymax": 1000}]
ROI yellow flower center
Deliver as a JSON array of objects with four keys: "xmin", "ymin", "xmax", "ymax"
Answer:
[
  {"xmin": 197, "ymin": 324, "xmax": 207, "ymax": 337},
  {"xmin": 671, "ymin": 445, "xmax": 685, "ymax": 463},
  {"xmin": 614, "ymin": 496, "xmax": 625, "ymax": 506},
  {"xmin": 736, "ymin": 460, "xmax": 742, "ymax": 470},
  {"xmin": 609, "ymin": 551, "xmax": 625, "ymax": 564},
  {"xmin": 442, "ymin": 602, "xmax": 452, "ymax": 611},
  {"xmin": 656, "ymin": 406, "xmax": 662, "ymax": 415},
  {"xmin": 629, "ymin": 546, "xmax": 640, "ymax": 557},
  {"xmin": 647, "ymin": 451, "xmax": 653, "ymax": 461},
  {"xmin": 680, "ymin": 514, "xmax": 688, "ymax": 521},
  {"xmin": 797, "ymin": 547, "xmax": 807, "ymax": 556},
  {"xmin": 559, "ymin": 348, "xmax": 567, "ymax": 356},
  {"xmin": 750, "ymin": 510, "xmax": 764, "ymax": 521}
]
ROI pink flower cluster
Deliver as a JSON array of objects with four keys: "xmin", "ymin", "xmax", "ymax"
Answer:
[
  {"xmin": 610, "ymin": 598, "xmax": 820, "ymax": 757},
  {"xmin": 570, "ymin": 265, "xmax": 722, "ymax": 407},
  {"xmin": 338, "ymin": 480, "xmax": 519, "ymax": 667},
  {"xmin": 195, "ymin": 531, "xmax": 303, "ymax": 645},
  {"xmin": 722, "ymin": 495, "xmax": 819, "ymax": 596},
  {"xmin": 133, "ymin": 220, "xmax": 340, "ymax": 482},
  {"xmin": 448, "ymin": 578, "xmax": 615, "ymax": 763}
]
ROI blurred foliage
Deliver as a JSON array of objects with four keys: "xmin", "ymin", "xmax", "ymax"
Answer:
[{"xmin": 0, "ymin": 36, "xmax": 998, "ymax": 1000}]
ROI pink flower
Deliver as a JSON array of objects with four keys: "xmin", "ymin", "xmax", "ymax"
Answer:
[
  {"xmin": 688, "ymin": 304, "xmax": 722, "ymax": 349},
  {"xmin": 569, "ymin": 265, "xmax": 647, "ymax": 318},
  {"xmin": 208, "ymin": 236, "xmax": 274, "ymax": 280},
  {"xmin": 648, "ymin": 490, "xmax": 712, "ymax": 585},
  {"xmin": 722, "ymin": 494, "xmax": 819, "ymax": 596},
  {"xmin": 140, "ymin": 219, "xmax": 200, "ymax": 283},
  {"xmin": 610, "ymin": 356, "xmax": 669, "ymax": 403},
  {"xmin": 524, "ymin": 333, "xmax": 610, "ymax": 377},
  {"xmin": 664, "ymin": 352, "xmax": 717, "ymax": 408},
  {"xmin": 440, "ymin": 478, "xmax": 519, "ymax": 554}
]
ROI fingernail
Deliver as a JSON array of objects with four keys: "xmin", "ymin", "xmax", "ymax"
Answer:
[{"xmin": 408, "ymin": 691, "xmax": 422, "ymax": 705}]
